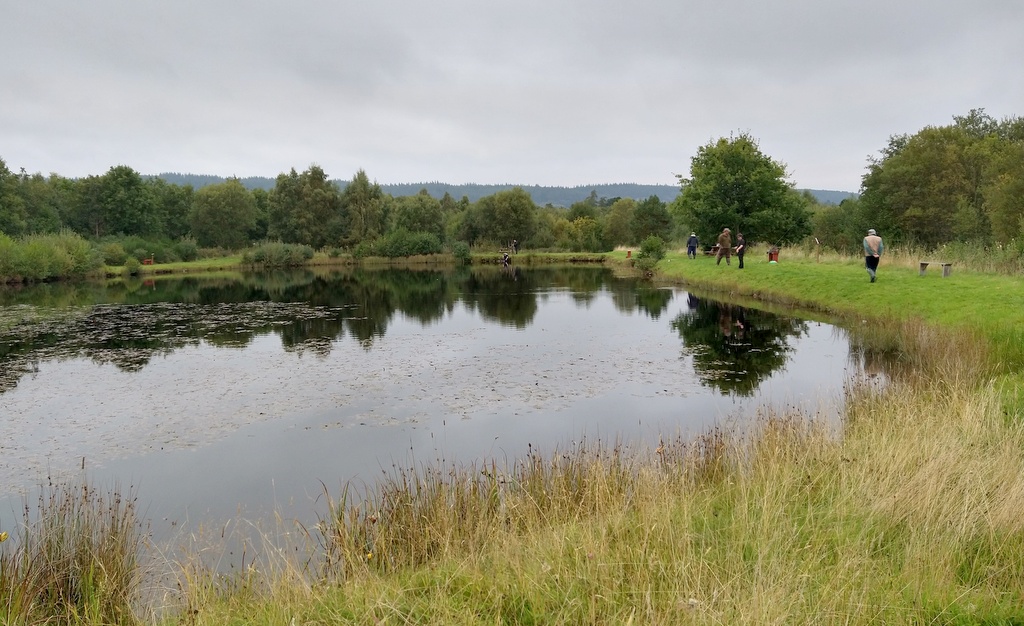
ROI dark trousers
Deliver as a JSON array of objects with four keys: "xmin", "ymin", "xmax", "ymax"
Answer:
[
  {"xmin": 865, "ymin": 255, "xmax": 880, "ymax": 279},
  {"xmin": 737, "ymin": 252, "xmax": 744, "ymax": 268}
]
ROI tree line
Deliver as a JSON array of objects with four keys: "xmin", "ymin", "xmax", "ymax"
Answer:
[
  {"xmin": 0, "ymin": 152, "xmax": 814, "ymax": 262},
  {"xmin": 2, "ymin": 108, "xmax": 1021, "ymax": 264},
  {"xmin": 813, "ymin": 108, "xmax": 1024, "ymax": 251}
]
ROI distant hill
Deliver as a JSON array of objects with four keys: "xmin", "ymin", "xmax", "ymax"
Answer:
[{"xmin": 152, "ymin": 173, "xmax": 856, "ymax": 206}]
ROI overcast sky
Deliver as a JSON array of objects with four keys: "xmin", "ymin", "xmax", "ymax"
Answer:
[{"xmin": 3, "ymin": 1, "xmax": 1021, "ymax": 192}]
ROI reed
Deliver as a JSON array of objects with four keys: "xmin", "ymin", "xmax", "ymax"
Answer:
[{"xmin": 0, "ymin": 479, "xmax": 144, "ymax": 625}]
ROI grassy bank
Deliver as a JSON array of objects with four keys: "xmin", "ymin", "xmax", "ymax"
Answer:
[
  {"xmin": 4, "ymin": 248, "xmax": 1024, "ymax": 624},
  {"xmin": 634, "ymin": 246, "xmax": 1024, "ymax": 373}
]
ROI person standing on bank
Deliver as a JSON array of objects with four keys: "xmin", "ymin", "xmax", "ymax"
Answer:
[
  {"xmin": 686, "ymin": 232, "xmax": 699, "ymax": 259},
  {"xmin": 863, "ymin": 228, "xmax": 884, "ymax": 282},
  {"xmin": 716, "ymin": 228, "xmax": 732, "ymax": 265},
  {"xmin": 735, "ymin": 232, "xmax": 746, "ymax": 269}
]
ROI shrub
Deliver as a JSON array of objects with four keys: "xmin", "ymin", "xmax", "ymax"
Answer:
[
  {"xmin": 174, "ymin": 237, "xmax": 200, "ymax": 262},
  {"xmin": 637, "ymin": 235, "xmax": 667, "ymax": 262},
  {"xmin": 352, "ymin": 240, "xmax": 375, "ymax": 259},
  {"xmin": 122, "ymin": 257, "xmax": 141, "ymax": 276},
  {"xmin": 375, "ymin": 229, "xmax": 444, "ymax": 258},
  {"xmin": 0, "ymin": 233, "xmax": 17, "ymax": 279},
  {"xmin": 451, "ymin": 241, "xmax": 472, "ymax": 265},
  {"xmin": 241, "ymin": 241, "xmax": 315, "ymax": 267},
  {"xmin": 101, "ymin": 242, "xmax": 129, "ymax": 266},
  {"xmin": 632, "ymin": 235, "xmax": 667, "ymax": 274},
  {"xmin": 0, "ymin": 232, "xmax": 102, "ymax": 282}
]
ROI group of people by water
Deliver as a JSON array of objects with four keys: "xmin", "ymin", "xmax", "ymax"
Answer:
[
  {"xmin": 685, "ymin": 228, "xmax": 747, "ymax": 268},
  {"xmin": 686, "ymin": 227, "xmax": 884, "ymax": 283}
]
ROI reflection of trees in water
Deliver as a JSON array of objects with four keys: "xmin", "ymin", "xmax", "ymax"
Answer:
[
  {"xmin": 670, "ymin": 295, "xmax": 809, "ymax": 396},
  {"xmin": 461, "ymin": 268, "xmax": 539, "ymax": 329},
  {"xmin": 635, "ymin": 287, "xmax": 674, "ymax": 320},
  {"xmin": 0, "ymin": 266, "xmax": 688, "ymax": 392},
  {"xmin": 606, "ymin": 276, "xmax": 673, "ymax": 320}
]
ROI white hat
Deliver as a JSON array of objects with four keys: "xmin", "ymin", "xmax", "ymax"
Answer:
[{"xmin": 867, "ymin": 229, "xmax": 876, "ymax": 235}]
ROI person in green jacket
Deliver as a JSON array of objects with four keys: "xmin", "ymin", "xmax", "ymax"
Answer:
[{"xmin": 716, "ymin": 228, "xmax": 732, "ymax": 266}]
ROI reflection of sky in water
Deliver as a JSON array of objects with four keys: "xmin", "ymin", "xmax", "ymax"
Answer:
[{"xmin": 0, "ymin": 280, "xmax": 859, "ymax": 543}]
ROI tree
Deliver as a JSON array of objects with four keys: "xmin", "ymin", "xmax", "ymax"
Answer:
[
  {"xmin": 0, "ymin": 159, "xmax": 28, "ymax": 236},
  {"xmin": 250, "ymin": 188, "xmax": 270, "ymax": 241},
  {"xmin": 861, "ymin": 125, "xmax": 982, "ymax": 245},
  {"xmin": 984, "ymin": 141, "xmax": 1024, "ymax": 244},
  {"xmin": 603, "ymin": 198, "xmax": 636, "ymax": 246},
  {"xmin": 630, "ymin": 195, "xmax": 673, "ymax": 242},
  {"xmin": 190, "ymin": 178, "xmax": 257, "ymax": 249},
  {"xmin": 476, "ymin": 187, "xmax": 536, "ymax": 246},
  {"xmin": 567, "ymin": 216, "xmax": 606, "ymax": 252},
  {"xmin": 673, "ymin": 133, "xmax": 810, "ymax": 246},
  {"xmin": 65, "ymin": 175, "xmax": 106, "ymax": 238},
  {"xmin": 98, "ymin": 165, "xmax": 160, "ymax": 237},
  {"xmin": 812, "ymin": 197, "xmax": 871, "ymax": 252},
  {"xmin": 392, "ymin": 190, "xmax": 444, "ymax": 240},
  {"xmin": 268, "ymin": 165, "xmax": 343, "ymax": 248},
  {"xmin": 341, "ymin": 169, "xmax": 387, "ymax": 245},
  {"xmin": 148, "ymin": 177, "xmax": 194, "ymax": 241},
  {"xmin": 858, "ymin": 110, "xmax": 1024, "ymax": 247}
]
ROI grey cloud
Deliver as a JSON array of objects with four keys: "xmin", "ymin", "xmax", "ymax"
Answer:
[{"xmin": 2, "ymin": 0, "xmax": 1022, "ymax": 189}]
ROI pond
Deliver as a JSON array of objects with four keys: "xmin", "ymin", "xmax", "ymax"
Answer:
[{"xmin": 0, "ymin": 266, "xmax": 876, "ymax": 545}]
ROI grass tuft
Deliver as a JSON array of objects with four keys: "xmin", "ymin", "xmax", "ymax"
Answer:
[{"xmin": 0, "ymin": 479, "xmax": 144, "ymax": 625}]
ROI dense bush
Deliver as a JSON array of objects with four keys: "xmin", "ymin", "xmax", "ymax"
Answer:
[
  {"xmin": 98, "ymin": 235, "xmax": 193, "ymax": 264},
  {"xmin": 174, "ymin": 237, "xmax": 200, "ymax": 262},
  {"xmin": 450, "ymin": 241, "xmax": 471, "ymax": 265},
  {"xmin": 0, "ymin": 231, "xmax": 103, "ymax": 282},
  {"xmin": 100, "ymin": 242, "xmax": 129, "ymax": 265},
  {"xmin": 122, "ymin": 256, "xmax": 141, "ymax": 276},
  {"xmin": 375, "ymin": 229, "xmax": 444, "ymax": 258},
  {"xmin": 351, "ymin": 240, "xmax": 374, "ymax": 259},
  {"xmin": 634, "ymin": 235, "xmax": 667, "ymax": 273},
  {"xmin": 241, "ymin": 241, "xmax": 315, "ymax": 266}
]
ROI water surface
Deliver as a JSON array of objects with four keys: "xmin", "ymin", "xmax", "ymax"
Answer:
[{"xmin": 0, "ymin": 267, "xmax": 866, "ymax": 540}]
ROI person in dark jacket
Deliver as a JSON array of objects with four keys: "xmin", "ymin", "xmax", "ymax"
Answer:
[
  {"xmin": 735, "ymin": 232, "xmax": 746, "ymax": 269},
  {"xmin": 686, "ymin": 232, "xmax": 699, "ymax": 259}
]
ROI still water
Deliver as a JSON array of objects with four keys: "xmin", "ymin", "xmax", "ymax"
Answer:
[{"xmin": 0, "ymin": 266, "xmax": 867, "ymax": 540}]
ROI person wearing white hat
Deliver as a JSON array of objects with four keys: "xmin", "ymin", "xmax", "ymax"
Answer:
[
  {"xmin": 686, "ymin": 232, "xmax": 699, "ymax": 259},
  {"xmin": 863, "ymin": 228, "xmax": 884, "ymax": 282}
]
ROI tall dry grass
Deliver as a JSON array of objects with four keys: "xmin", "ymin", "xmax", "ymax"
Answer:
[
  {"xmin": 787, "ymin": 238, "xmax": 1024, "ymax": 275},
  {"xmin": 0, "ymin": 479, "xmax": 144, "ymax": 625},
  {"xmin": 211, "ymin": 375, "xmax": 1014, "ymax": 623}
]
